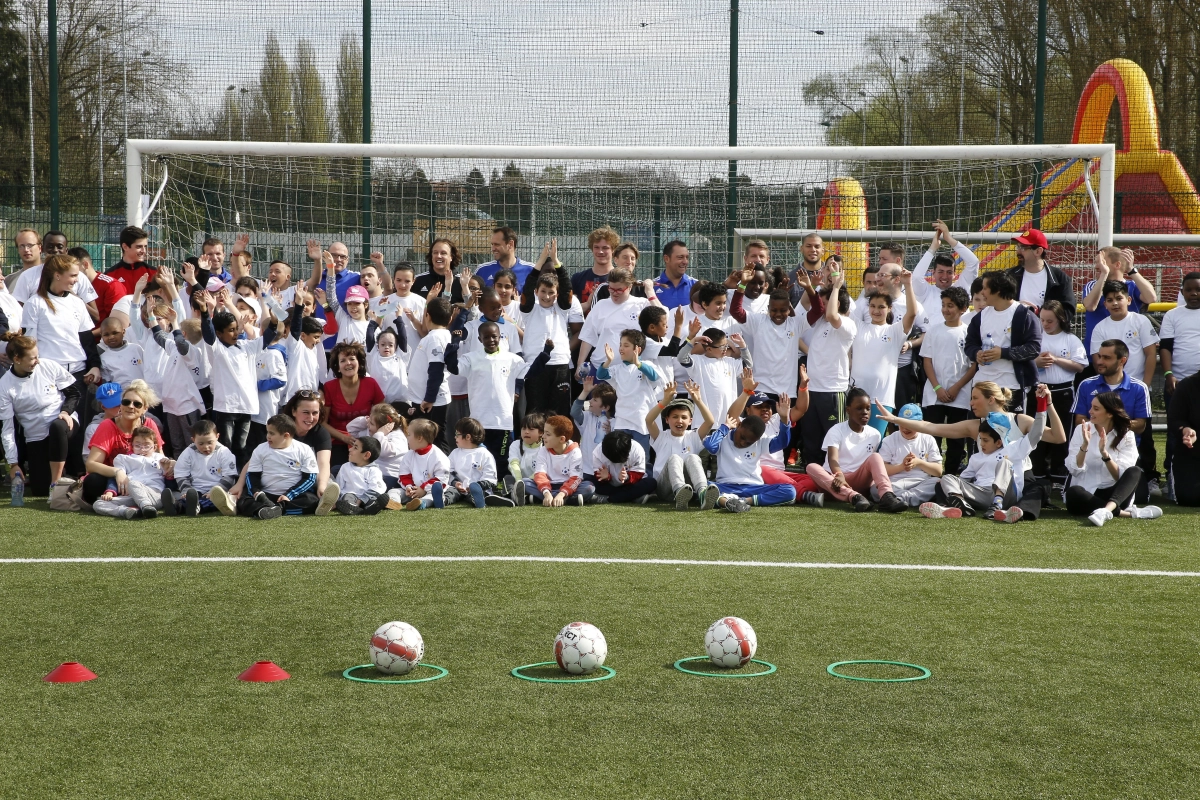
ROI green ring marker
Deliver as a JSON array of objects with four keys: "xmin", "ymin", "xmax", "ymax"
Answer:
[
  {"xmin": 673, "ymin": 656, "xmax": 777, "ymax": 678},
  {"xmin": 511, "ymin": 662, "xmax": 616, "ymax": 683},
  {"xmin": 826, "ymin": 660, "xmax": 930, "ymax": 683},
  {"xmin": 342, "ymin": 663, "xmax": 450, "ymax": 684}
]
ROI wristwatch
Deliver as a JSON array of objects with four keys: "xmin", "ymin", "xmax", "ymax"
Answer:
[{"xmin": 1102, "ymin": 455, "xmax": 1112, "ymax": 463}]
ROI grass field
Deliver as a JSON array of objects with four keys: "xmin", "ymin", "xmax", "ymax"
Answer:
[{"xmin": 2, "ymin": 499, "xmax": 1198, "ymax": 799}]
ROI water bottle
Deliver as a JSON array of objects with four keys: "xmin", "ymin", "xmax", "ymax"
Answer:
[{"xmin": 10, "ymin": 473, "xmax": 24, "ymax": 507}]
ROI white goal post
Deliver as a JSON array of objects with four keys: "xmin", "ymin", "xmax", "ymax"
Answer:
[{"xmin": 126, "ymin": 140, "xmax": 1118, "ymax": 244}]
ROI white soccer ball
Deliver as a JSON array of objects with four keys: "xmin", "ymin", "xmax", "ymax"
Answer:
[
  {"xmin": 370, "ymin": 621, "xmax": 424, "ymax": 675},
  {"xmin": 704, "ymin": 617, "xmax": 757, "ymax": 669},
  {"xmin": 554, "ymin": 621, "xmax": 608, "ymax": 675}
]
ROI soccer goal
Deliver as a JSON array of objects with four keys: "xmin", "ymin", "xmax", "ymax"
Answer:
[{"xmin": 125, "ymin": 141, "xmax": 1115, "ymax": 289}]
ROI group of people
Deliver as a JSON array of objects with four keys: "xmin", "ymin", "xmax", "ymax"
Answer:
[{"xmin": 2, "ymin": 220, "xmax": 1196, "ymax": 525}]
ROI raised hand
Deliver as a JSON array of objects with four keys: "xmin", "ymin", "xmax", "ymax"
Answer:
[
  {"xmin": 134, "ymin": 273, "xmax": 149, "ymax": 296},
  {"xmin": 582, "ymin": 374, "xmax": 595, "ymax": 395},
  {"xmin": 377, "ymin": 421, "xmax": 395, "ymax": 437},
  {"xmin": 1094, "ymin": 251, "xmax": 1110, "ymax": 278},
  {"xmin": 674, "ymin": 306, "xmax": 684, "ymax": 329},
  {"xmin": 370, "ymin": 251, "xmax": 385, "ymax": 269},
  {"xmin": 683, "ymin": 379, "xmax": 701, "ymax": 396},
  {"xmin": 1096, "ymin": 425, "xmax": 1109, "ymax": 456},
  {"xmin": 232, "ymin": 233, "xmax": 249, "ymax": 256},
  {"xmin": 306, "ymin": 239, "xmax": 322, "ymax": 261},
  {"xmin": 687, "ymin": 317, "xmax": 703, "ymax": 340},
  {"xmin": 180, "ymin": 261, "xmax": 197, "ymax": 285},
  {"xmin": 741, "ymin": 367, "xmax": 758, "ymax": 393},
  {"xmin": 537, "ymin": 240, "xmax": 553, "ymax": 268},
  {"xmin": 550, "ymin": 238, "xmax": 558, "ymax": 264},
  {"xmin": 726, "ymin": 415, "xmax": 740, "ymax": 428},
  {"xmin": 798, "ymin": 363, "xmax": 809, "ymax": 389},
  {"xmin": 313, "ymin": 287, "xmax": 327, "ymax": 306},
  {"xmin": 603, "ymin": 343, "xmax": 615, "ymax": 363},
  {"xmin": 777, "ymin": 392, "xmax": 791, "ymax": 412},
  {"xmin": 662, "ymin": 381, "xmax": 677, "ymax": 401},
  {"xmin": 1118, "ymin": 248, "xmax": 1136, "ymax": 273},
  {"xmin": 729, "ymin": 332, "xmax": 746, "ymax": 349},
  {"xmin": 1080, "ymin": 422, "xmax": 1092, "ymax": 448},
  {"xmin": 429, "ymin": 282, "xmax": 443, "ymax": 298}
]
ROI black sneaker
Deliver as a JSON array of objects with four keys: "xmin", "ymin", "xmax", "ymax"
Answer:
[
  {"xmin": 485, "ymin": 494, "xmax": 516, "ymax": 508},
  {"xmin": 877, "ymin": 491, "xmax": 907, "ymax": 513},
  {"xmin": 850, "ymin": 494, "xmax": 873, "ymax": 513},
  {"xmin": 160, "ymin": 488, "xmax": 179, "ymax": 516},
  {"xmin": 184, "ymin": 488, "xmax": 200, "ymax": 517},
  {"xmin": 139, "ymin": 505, "xmax": 158, "ymax": 519},
  {"xmin": 257, "ymin": 504, "xmax": 283, "ymax": 520},
  {"xmin": 590, "ymin": 495, "xmax": 610, "ymax": 505},
  {"xmin": 946, "ymin": 495, "xmax": 974, "ymax": 517},
  {"xmin": 512, "ymin": 481, "xmax": 526, "ymax": 507}
]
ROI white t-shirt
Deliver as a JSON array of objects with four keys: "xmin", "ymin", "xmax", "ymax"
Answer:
[
  {"xmin": 112, "ymin": 452, "xmax": 167, "ymax": 493},
  {"xmin": 99, "ymin": 342, "xmax": 146, "ymax": 389},
  {"xmin": 20, "ymin": 293, "xmax": 93, "ymax": 371},
  {"xmin": 332, "ymin": 306, "xmax": 370, "ymax": 346},
  {"xmin": 151, "ymin": 332, "xmax": 204, "ymax": 416},
  {"xmin": 1038, "ymin": 330, "xmax": 1087, "ymax": 385},
  {"xmin": 682, "ymin": 354, "xmax": 739, "ymax": 426},
  {"xmin": 1090, "ymin": 313, "xmax": 1159, "ymax": 380},
  {"xmin": 591, "ymin": 439, "xmax": 648, "ymax": 483},
  {"xmin": 921, "ymin": 322, "xmax": 973, "ymax": 409},
  {"xmin": 760, "ymin": 416, "xmax": 787, "ymax": 469},
  {"xmin": 878, "ymin": 431, "xmax": 942, "ymax": 483},
  {"xmin": 821, "ymin": 421, "xmax": 881, "ymax": 473},
  {"xmin": 284, "ymin": 334, "xmax": 323, "ymax": 402},
  {"xmin": 366, "ymin": 348, "xmax": 409, "ymax": 405},
  {"xmin": 531, "ymin": 444, "xmax": 585, "ymax": 487},
  {"xmin": 247, "ymin": 440, "xmax": 319, "ymax": 495},
  {"xmin": 383, "ymin": 292, "xmax": 426, "ymax": 367},
  {"xmin": 650, "ymin": 429, "xmax": 704, "ymax": 479},
  {"xmin": 0, "ymin": 288, "xmax": 23, "ymax": 332},
  {"xmin": 399, "ymin": 445, "xmax": 451, "ymax": 487},
  {"xmin": 741, "ymin": 312, "xmax": 806, "ymax": 396},
  {"xmin": 1160, "ymin": 305, "xmax": 1200, "ymax": 379},
  {"xmin": 334, "ymin": 462, "xmax": 387, "ymax": 497},
  {"xmin": 804, "ymin": 316, "xmax": 856, "ymax": 393},
  {"xmin": 579, "ymin": 297, "xmax": 650, "ymax": 366},
  {"xmin": 602, "ymin": 360, "xmax": 661, "ymax": 434},
  {"xmin": 254, "ymin": 344, "xmax": 288, "ymax": 425},
  {"xmin": 713, "ymin": 426, "xmax": 768, "ymax": 485},
  {"xmin": 851, "ymin": 319, "xmax": 908, "ymax": 408},
  {"xmin": 975, "ymin": 303, "xmax": 1020, "ymax": 389},
  {"xmin": 520, "ymin": 302, "xmax": 573, "ymax": 366},
  {"xmin": 205, "ymin": 334, "xmax": 265, "ymax": 415},
  {"xmin": 407, "ymin": 328, "xmax": 452, "ymax": 407},
  {"xmin": 13, "ymin": 266, "xmax": 98, "ymax": 304},
  {"xmin": 456, "ymin": 349, "xmax": 531, "ymax": 430},
  {"xmin": 448, "ymin": 446, "xmax": 498, "ymax": 486},
  {"xmin": 174, "ymin": 443, "xmax": 238, "ymax": 495},
  {"xmin": 1018, "ymin": 268, "xmax": 1049, "ymax": 308},
  {"xmin": 0, "ymin": 359, "xmax": 77, "ymax": 461}
]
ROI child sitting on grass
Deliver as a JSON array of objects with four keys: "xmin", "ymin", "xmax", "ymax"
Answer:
[
  {"xmin": 589, "ymin": 430, "xmax": 657, "ymax": 504},
  {"xmin": 505, "ymin": 412, "xmax": 545, "ymax": 497},
  {"xmin": 164, "ymin": 419, "xmax": 238, "ymax": 516},
  {"xmin": 571, "ymin": 376, "xmax": 615, "ymax": 479},
  {"xmin": 645, "ymin": 379, "xmax": 717, "ymax": 510},
  {"xmin": 872, "ymin": 404, "xmax": 944, "ymax": 508},
  {"xmin": 513, "ymin": 415, "xmax": 594, "ymax": 507},
  {"xmin": 393, "ymin": 418, "xmax": 452, "ymax": 511},
  {"xmin": 804, "ymin": 388, "xmax": 907, "ymax": 513},
  {"xmin": 333, "ymin": 435, "xmax": 388, "ymax": 515},
  {"xmin": 232, "ymin": 414, "xmax": 320, "ymax": 520},
  {"xmin": 702, "ymin": 410, "xmax": 795, "ymax": 513},
  {"xmin": 445, "ymin": 417, "xmax": 512, "ymax": 507},
  {"xmin": 923, "ymin": 384, "xmax": 1051, "ymax": 522},
  {"xmin": 93, "ymin": 426, "xmax": 173, "ymax": 520},
  {"xmin": 346, "ymin": 403, "xmax": 408, "ymax": 490}
]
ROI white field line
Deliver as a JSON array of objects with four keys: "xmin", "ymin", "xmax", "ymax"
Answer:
[{"xmin": 0, "ymin": 554, "xmax": 1198, "ymax": 578}]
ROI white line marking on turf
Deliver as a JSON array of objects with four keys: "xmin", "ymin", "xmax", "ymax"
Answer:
[{"xmin": 0, "ymin": 555, "xmax": 1197, "ymax": 577}]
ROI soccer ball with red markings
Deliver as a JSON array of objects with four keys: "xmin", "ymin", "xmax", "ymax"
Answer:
[
  {"xmin": 705, "ymin": 617, "xmax": 757, "ymax": 668},
  {"xmin": 554, "ymin": 621, "xmax": 608, "ymax": 675},
  {"xmin": 370, "ymin": 621, "xmax": 424, "ymax": 675}
]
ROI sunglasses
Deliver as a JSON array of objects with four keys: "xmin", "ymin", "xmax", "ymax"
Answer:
[
  {"xmin": 295, "ymin": 390, "xmax": 320, "ymax": 399},
  {"xmin": 121, "ymin": 399, "xmax": 145, "ymax": 408}
]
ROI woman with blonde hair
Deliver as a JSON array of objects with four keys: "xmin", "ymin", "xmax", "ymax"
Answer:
[{"xmin": 80, "ymin": 380, "xmax": 165, "ymax": 506}]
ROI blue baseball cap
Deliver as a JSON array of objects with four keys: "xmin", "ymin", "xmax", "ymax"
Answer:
[
  {"xmin": 746, "ymin": 392, "xmax": 775, "ymax": 408},
  {"xmin": 96, "ymin": 382, "xmax": 123, "ymax": 409},
  {"xmin": 897, "ymin": 403, "xmax": 923, "ymax": 421}
]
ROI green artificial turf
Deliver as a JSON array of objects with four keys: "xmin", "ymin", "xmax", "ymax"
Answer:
[{"xmin": 1, "ymin": 501, "xmax": 1198, "ymax": 798}]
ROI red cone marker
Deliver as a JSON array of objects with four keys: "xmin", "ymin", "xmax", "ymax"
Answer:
[
  {"xmin": 237, "ymin": 660, "xmax": 290, "ymax": 682},
  {"xmin": 44, "ymin": 662, "xmax": 98, "ymax": 683}
]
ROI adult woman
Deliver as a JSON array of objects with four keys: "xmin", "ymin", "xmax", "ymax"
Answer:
[
  {"xmin": 0, "ymin": 334, "xmax": 82, "ymax": 495},
  {"xmin": 1065, "ymin": 391, "xmax": 1160, "ymax": 525},
  {"xmin": 412, "ymin": 239, "xmax": 465, "ymax": 303},
  {"xmin": 322, "ymin": 342, "xmax": 384, "ymax": 468},
  {"xmin": 81, "ymin": 380, "xmax": 164, "ymax": 505},
  {"xmin": 283, "ymin": 389, "xmax": 334, "ymax": 497}
]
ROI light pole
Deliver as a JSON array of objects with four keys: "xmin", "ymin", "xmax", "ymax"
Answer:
[
  {"xmin": 98, "ymin": 24, "xmax": 106, "ymax": 220},
  {"xmin": 899, "ymin": 55, "xmax": 912, "ymax": 229},
  {"xmin": 284, "ymin": 111, "xmax": 295, "ymax": 234},
  {"xmin": 26, "ymin": 16, "xmax": 35, "ymax": 211}
]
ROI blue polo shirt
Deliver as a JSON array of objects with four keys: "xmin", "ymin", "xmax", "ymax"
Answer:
[
  {"xmin": 653, "ymin": 272, "xmax": 699, "ymax": 309},
  {"xmin": 476, "ymin": 258, "xmax": 535, "ymax": 289},
  {"xmin": 1072, "ymin": 370, "xmax": 1152, "ymax": 440}
]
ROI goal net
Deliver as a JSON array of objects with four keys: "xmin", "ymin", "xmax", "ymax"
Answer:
[{"xmin": 127, "ymin": 142, "xmax": 1113, "ymax": 297}]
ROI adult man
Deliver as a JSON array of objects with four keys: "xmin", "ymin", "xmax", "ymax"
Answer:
[
  {"xmin": 5, "ymin": 228, "xmax": 43, "ymax": 291},
  {"xmin": 106, "ymin": 226, "xmax": 158, "ymax": 293},
  {"xmin": 909, "ymin": 220, "xmax": 981, "ymax": 307},
  {"xmin": 965, "ymin": 271, "xmax": 1042, "ymax": 411},
  {"xmin": 787, "ymin": 233, "xmax": 824, "ymax": 307},
  {"xmin": 1081, "ymin": 247, "xmax": 1156, "ymax": 353},
  {"xmin": 1071, "ymin": 339, "xmax": 1153, "ymax": 500},
  {"xmin": 571, "ymin": 226, "xmax": 619, "ymax": 308},
  {"xmin": 476, "ymin": 227, "xmax": 535, "ymax": 289},
  {"xmin": 1006, "ymin": 228, "xmax": 1075, "ymax": 320},
  {"xmin": 11, "ymin": 231, "xmax": 100, "ymax": 321},
  {"xmin": 652, "ymin": 240, "xmax": 697, "ymax": 309},
  {"xmin": 305, "ymin": 239, "xmax": 361, "ymax": 351},
  {"xmin": 195, "ymin": 236, "xmax": 234, "ymax": 287}
]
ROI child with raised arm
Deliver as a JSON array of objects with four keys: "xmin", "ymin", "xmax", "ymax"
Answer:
[
  {"xmin": 520, "ymin": 260, "xmax": 576, "ymax": 417},
  {"xmin": 646, "ymin": 379, "xmax": 718, "ymax": 510},
  {"xmin": 852, "ymin": 267, "xmax": 917, "ymax": 436},
  {"xmin": 405, "ymin": 297, "xmax": 454, "ymax": 451},
  {"xmin": 701, "ymin": 409, "xmax": 795, "ymax": 513},
  {"xmin": 924, "ymin": 384, "xmax": 1053, "ymax": 522},
  {"xmin": 332, "ymin": 435, "xmax": 389, "ymax": 515},
  {"xmin": 571, "ymin": 376, "xmax": 615, "ymax": 478},
  {"xmin": 364, "ymin": 312, "xmax": 410, "ymax": 407},
  {"xmin": 512, "ymin": 414, "xmax": 594, "ymax": 507},
  {"xmin": 394, "ymin": 418, "xmax": 451, "ymax": 511},
  {"xmin": 921, "ymin": 286, "xmax": 977, "ymax": 474},
  {"xmin": 98, "ymin": 317, "xmax": 145, "ymax": 390},
  {"xmin": 165, "ymin": 419, "xmax": 238, "ymax": 517},
  {"xmin": 146, "ymin": 296, "xmax": 206, "ymax": 458},
  {"xmin": 283, "ymin": 283, "xmax": 328, "ymax": 400},
  {"xmin": 639, "ymin": 305, "xmax": 686, "ymax": 390},
  {"xmin": 596, "ymin": 330, "xmax": 660, "ymax": 457},
  {"xmin": 445, "ymin": 417, "xmax": 512, "ymax": 508},
  {"xmin": 804, "ymin": 388, "xmax": 907, "ymax": 513},
  {"xmin": 93, "ymin": 426, "xmax": 173, "ymax": 520}
]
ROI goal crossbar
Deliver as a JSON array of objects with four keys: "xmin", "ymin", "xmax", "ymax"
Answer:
[
  {"xmin": 126, "ymin": 139, "xmax": 1116, "ymax": 243},
  {"xmin": 735, "ymin": 229, "xmax": 1200, "ymax": 247}
]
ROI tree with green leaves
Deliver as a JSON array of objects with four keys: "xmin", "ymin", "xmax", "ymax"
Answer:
[
  {"xmin": 336, "ymin": 32, "xmax": 362, "ymax": 144},
  {"xmin": 292, "ymin": 39, "xmax": 328, "ymax": 144},
  {"xmin": 256, "ymin": 33, "xmax": 293, "ymax": 142}
]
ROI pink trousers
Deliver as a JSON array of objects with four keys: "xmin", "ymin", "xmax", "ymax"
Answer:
[
  {"xmin": 805, "ymin": 455, "xmax": 892, "ymax": 503},
  {"xmin": 762, "ymin": 466, "xmax": 818, "ymax": 495}
]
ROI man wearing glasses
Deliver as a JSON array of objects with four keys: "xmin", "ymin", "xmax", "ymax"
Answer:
[
  {"xmin": 304, "ymin": 240, "xmax": 362, "ymax": 352},
  {"xmin": 1005, "ymin": 229, "xmax": 1076, "ymax": 322}
]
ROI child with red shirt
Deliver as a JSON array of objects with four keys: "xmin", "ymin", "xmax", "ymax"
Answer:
[
  {"xmin": 393, "ymin": 418, "xmax": 451, "ymax": 511},
  {"xmin": 513, "ymin": 415, "xmax": 595, "ymax": 507}
]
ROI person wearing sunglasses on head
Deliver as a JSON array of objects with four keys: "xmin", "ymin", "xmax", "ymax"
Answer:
[{"xmin": 79, "ymin": 380, "xmax": 166, "ymax": 507}]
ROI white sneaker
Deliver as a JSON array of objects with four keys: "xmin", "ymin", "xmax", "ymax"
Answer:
[
  {"xmin": 1130, "ymin": 504, "xmax": 1163, "ymax": 520},
  {"xmin": 1088, "ymin": 508, "xmax": 1113, "ymax": 527},
  {"xmin": 1147, "ymin": 480, "xmax": 1163, "ymax": 498},
  {"xmin": 315, "ymin": 483, "xmax": 340, "ymax": 516}
]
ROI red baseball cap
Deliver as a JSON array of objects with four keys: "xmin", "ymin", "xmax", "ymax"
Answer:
[{"xmin": 1012, "ymin": 229, "xmax": 1049, "ymax": 249}]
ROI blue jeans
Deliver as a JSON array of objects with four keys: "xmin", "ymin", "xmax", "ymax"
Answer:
[{"xmin": 521, "ymin": 479, "xmax": 596, "ymax": 503}]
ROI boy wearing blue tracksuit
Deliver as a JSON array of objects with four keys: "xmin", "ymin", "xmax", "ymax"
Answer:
[{"xmin": 702, "ymin": 412, "xmax": 795, "ymax": 512}]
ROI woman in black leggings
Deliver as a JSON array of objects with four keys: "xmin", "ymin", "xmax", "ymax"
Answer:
[
  {"xmin": 0, "ymin": 334, "xmax": 83, "ymax": 495},
  {"xmin": 1065, "ymin": 391, "xmax": 1162, "ymax": 526}
]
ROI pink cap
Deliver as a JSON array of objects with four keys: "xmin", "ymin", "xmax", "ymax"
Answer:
[
  {"xmin": 345, "ymin": 285, "xmax": 369, "ymax": 304},
  {"xmin": 205, "ymin": 277, "xmax": 225, "ymax": 292}
]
